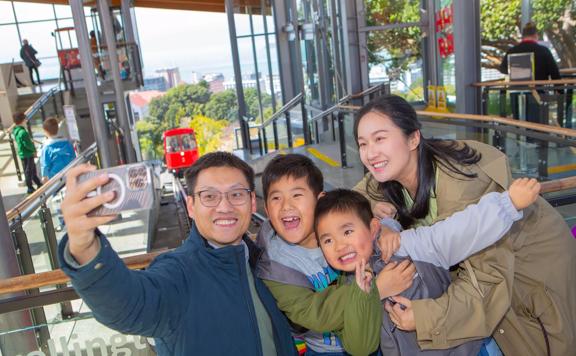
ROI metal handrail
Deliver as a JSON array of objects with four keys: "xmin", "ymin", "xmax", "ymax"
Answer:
[
  {"xmin": 6, "ymin": 143, "xmax": 98, "ymax": 224},
  {"xmin": 248, "ymin": 93, "xmax": 303, "ymax": 130},
  {"xmin": 336, "ymin": 105, "xmax": 576, "ymax": 140},
  {"xmin": 309, "ymin": 82, "xmax": 388, "ymax": 124}
]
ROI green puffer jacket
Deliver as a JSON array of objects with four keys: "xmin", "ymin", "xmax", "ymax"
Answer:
[{"xmin": 13, "ymin": 125, "xmax": 36, "ymax": 159}]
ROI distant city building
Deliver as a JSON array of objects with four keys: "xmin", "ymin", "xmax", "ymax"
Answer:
[
  {"xmin": 223, "ymin": 72, "xmax": 280, "ymax": 96},
  {"xmin": 190, "ymin": 71, "xmax": 199, "ymax": 84},
  {"xmin": 143, "ymin": 76, "xmax": 168, "ymax": 92},
  {"xmin": 129, "ymin": 90, "xmax": 165, "ymax": 121},
  {"xmin": 203, "ymin": 73, "xmax": 225, "ymax": 93},
  {"xmin": 156, "ymin": 67, "xmax": 182, "ymax": 89}
]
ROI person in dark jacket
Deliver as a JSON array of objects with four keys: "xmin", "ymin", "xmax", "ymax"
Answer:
[
  {"xmin": 19, "ymin": 39, "xmax": 42, "ymax": 86},
  {"xmin": 499, "ymin": 22, "xmax": 561, "ymax": 124},
  {"xmin": 12, "ymin": 112, "xmax": 42, "ymax": 194},
  {"xmin": 58, "ymin": 152, "xmax": 298, "ymax": 356}
]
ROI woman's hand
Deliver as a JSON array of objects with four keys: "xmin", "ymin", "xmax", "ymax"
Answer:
[
  {"xmin": 375, "ymin": 259, "xmax": 415, "ymax": 299},
  {"xmin": 385, "ymin": 295, "xmax": 416, "ymax": 331},
  {"xmin": 373, "ymin": 202, "xmax": 397, "ymax": 219}
]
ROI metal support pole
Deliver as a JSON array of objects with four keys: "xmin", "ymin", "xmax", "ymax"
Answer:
[
  {"xmin": 337, "ymin": 111, "xmax": 348, "ymax": 168},
  {"xmin": 261, "ymin": 128, "xmax": 268, "ymax": 154},
  {"xmin": 225, "ymin": 0, "xmax": 250, "ymax": 154},
  {"xmin": 499, "ymin": 89, "xmax": 507, "ymax": 118},
  {"xmin": 273, "ymin": 121, "xmax": 279, "ymax": 150},
  {"xmin": 121, "ymin": 0, "xmax": 136, "ymax": 44},
  {"xmin": 52, "ymin": 95, "xmax": 58, "ymax": 117},
  {"xmin": 70, "ymin": 0, "xmax": 112, "ymax": 167},
  {"xmin": 38, "ymin": 204, "xmax": 74, "ymax": 318},
  {"xmin": 40, "ymin": 106, "xmax": 46, "ymax": 122},
  {"xmin": 0, "ymin": 191, "xmax": 38, "ymax": 355},
  {"xmin": 8, "ymin": 133, "xmax": 23, "ymax": 182},
  {"xmin": 286, "ymin": 109, "xmax": 294, "ymax": 148},
  {"xmin": 98, "ymin": 0, "xmax": 136, "ymax": 164},
  {"xmin": 10, "ymin": 221, "xmax": 50, "ymax": 353},
  {"xmin": 453, "ymin": 0, "xmax": 481, "ymax": 115}
]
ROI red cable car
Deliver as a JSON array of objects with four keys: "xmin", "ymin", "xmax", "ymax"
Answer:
[{"xmin": 163, "ymin": 128, "xmax": 199, "ymax": 174}]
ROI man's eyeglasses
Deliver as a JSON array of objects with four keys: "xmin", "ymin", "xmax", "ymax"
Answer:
[{"xmin": 193, "ymin": 188, "xmax": 252, "ymax": 207}]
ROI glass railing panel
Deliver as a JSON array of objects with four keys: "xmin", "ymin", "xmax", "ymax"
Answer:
[
  {"xmin": 418, "ymin": 117, "xmax": 576, "ymax": 182},
  {"xmin": 264, "ymin": 124, "xmax": 276, "ymax": 153},
  {"xmin": 0, "ymin": 302, "xmax": 155, "ymax": 355},
  {"xmin": 276, "ymin": 115, "xmax": 288, "ymax": 150},
  {"xmin": 20, "ymin": 210, "xmax": 55, "ymax": 275},
  {"xmin": 342, "ymin": 112, "xmax": 359, "ymax": 168},
  {"xmin": 288, "ymin": 106, "xmax": 304, "ymax": 148}
]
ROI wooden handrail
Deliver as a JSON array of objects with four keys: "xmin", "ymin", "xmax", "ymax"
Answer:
[
  {"xmin": 337, "ymin": 105, "xmax": 576, "ymax": 139},
  {"xmin": 0, "ymin": 249, "xmax": 166, "ymax": 296},
  {"xmin": 559, "ymin": 68, "xmax": 576, "ymax": 75},
  {"xmin": 473, "ymin": 78, "xmax": 576, "ymax": 87},
  {"xmin": 540, "ymin": 176, "xmax": 576, "ymax": 194}
]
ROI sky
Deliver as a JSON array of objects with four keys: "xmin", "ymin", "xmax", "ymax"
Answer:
[{"xmin": 134, "ymin": 7, "xmax": 271, "ymax": 83}]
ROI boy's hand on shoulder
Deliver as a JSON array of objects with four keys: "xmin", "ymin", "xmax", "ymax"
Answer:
[
  {"xmin": 378, "ymin": 226, "xmax": 401, "ymax": 263},
  {"xmin": 373, "ymin": 202, "xmax": 397, "ymax": 219},
  {"xmin": 355, "ymin": 258, "xmax": 373, "ymax": 294},
  {"xmin": 375, "ymin": 259, "xmax": 415, "ymax": 300},
  {"xmin": 509, "ymin": 177, "xmax": 540, "ymax": 210}
]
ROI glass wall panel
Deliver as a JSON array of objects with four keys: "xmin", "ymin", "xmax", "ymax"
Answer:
[
  {"xmin": 13, "ymin": 2, "xmax": 55, "ymax": 22},
  {"xmin": 0, "ymin": 24, "xmax": 22, "ymax": 63},
  {"xmin": 365, "ymin": 0, "xmax": 421, "ymax": 26},
  {"xmin": 532, "ymin": 0, "xmax": 576, "ymax": 68},
  {"xmin": 367, "ymin": 28, "xmax": 424, "ymax": 102},
  {"xmin": 54, "ymin": 4, "xmax": 73, "ymax": 19},
  {"xmin": 0, "ymin": 1, "xmax": 15, "ymax": 24},
  {"xmin": 480, "ymin": 0, "xmax": 520, "ymax": 81}
]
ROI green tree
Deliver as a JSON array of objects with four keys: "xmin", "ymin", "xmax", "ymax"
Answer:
[
  {"xmin": 189, "ymin": 114, "xmax": 227, "ymax": 155},
  {"xmin": 244, "ymin": 87, "xmax": 273, "ymax": 122},
  {"xmin": 366, "ymin": 0, "xmax": 575, "ymax": 71},
  {"xmin": 205, "ymin": 89, "xmax": 238, "ymax": 121}
]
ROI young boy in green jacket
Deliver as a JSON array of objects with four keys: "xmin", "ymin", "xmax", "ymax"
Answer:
[
  {"xmin": 12, "ymin": 112, "xmax": 42, "ymax": 193},
  {"xmin": 256, "ymin": 154, "xmax": 410, "ymax": 355}
]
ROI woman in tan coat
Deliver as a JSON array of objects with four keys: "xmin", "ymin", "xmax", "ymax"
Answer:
[{"xmin": 353, "ymin": 95, "xmax": 576, "ymax": 356}]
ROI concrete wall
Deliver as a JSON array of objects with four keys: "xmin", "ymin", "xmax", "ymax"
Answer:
[{"xmin": 0, "ymin": 63, "xmax": 18, "ymax": 129}]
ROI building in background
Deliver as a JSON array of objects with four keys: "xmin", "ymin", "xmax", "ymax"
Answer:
[
  {"xmin": 203, "ymin": 72, "xmax": 224, "ymax": 93},
  {"xmin": 156, "ymin": 67, "xmax": 181, "ymax": 89},
  {"xmin": 143, "ymin": 76, "xmax": 168, "ymax": 91},
  {"xmin": 129, "ymin": 90, "xmax": 165, "ymax": 121}
]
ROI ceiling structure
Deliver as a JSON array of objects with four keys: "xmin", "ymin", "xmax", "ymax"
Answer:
[{"xmin": 10, "ymin": 0, "xmax": 265, "ymax": 13}]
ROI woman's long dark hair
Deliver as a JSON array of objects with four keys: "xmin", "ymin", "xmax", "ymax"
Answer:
[{"xmin": 354, "ymin": 95, "xmax": 482, "ymax": 228}]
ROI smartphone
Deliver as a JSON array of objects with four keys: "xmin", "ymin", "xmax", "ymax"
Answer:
[{"xmin": 78, "ymin": 163, "xmax": 155, "ymax": 216}]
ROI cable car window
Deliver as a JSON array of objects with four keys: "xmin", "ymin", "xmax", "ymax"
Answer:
[
  {"xmin": 181, "ymin": 134, "xmax": 196, "ymax": 150},
  {"xmin": 167, "ymin": 136, "xmax": 180, "ymax": 152}
]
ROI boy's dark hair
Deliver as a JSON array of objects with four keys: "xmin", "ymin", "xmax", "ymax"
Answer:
[
  {"xmin": 262, "ymin": 154, "xmax": 323, "ymax": 199},
  {"xmin": 522, "ymin": 22, "xmax": 537, "ymax": 37},
  {"xmin": 314, "ymin": 189, "xmax": 373, "ymax": 235},
  {"xmin": 43, "ymin": 117, "xmax": 59, "ymax": 136},
  {"xmin": 184, "ymin": 151, "xmax": 255, "ymax": 195},
  {"xmin": 13, "ymin": 112, "xmax": 26, "ymax": 125}
]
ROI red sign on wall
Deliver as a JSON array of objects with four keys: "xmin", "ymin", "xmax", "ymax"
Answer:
[{"xmin": 436, "ymin": 4, "xmax": 454, "ymax": 58}]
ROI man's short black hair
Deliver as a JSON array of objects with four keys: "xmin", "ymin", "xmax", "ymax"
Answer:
[
  {"xmin": 314, "ymin": 189, "xmax": 374, "ymax": 235},
  {"xmin": 262, "ymin": 154, "xmax": 324, "ymax": 199},
  {"xmin": 185, "ymin": 151, "xmax": 255, "ymax": 195},
  {"xmin": 522, "ymin": 22, "xmax": 537, "ymax": 38}
]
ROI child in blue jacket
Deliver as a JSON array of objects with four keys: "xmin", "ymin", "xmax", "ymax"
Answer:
[{"xmin": 39, "ymin": 117, "xmax": 76, "ymax": 181}]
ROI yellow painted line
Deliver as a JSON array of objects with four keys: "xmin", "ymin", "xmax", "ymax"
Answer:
[
  {"xmin": 306, "ymin": 147, "xmax": 341, "ymax": 167},
  {"xmin": 548, "ymin": 163, "xmax": 576, "ymax": 175}
]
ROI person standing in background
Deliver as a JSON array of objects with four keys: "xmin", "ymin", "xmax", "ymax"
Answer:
[{"xmin": 20, "ymin": 39, "xmax": 42, "ymax": 86}]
